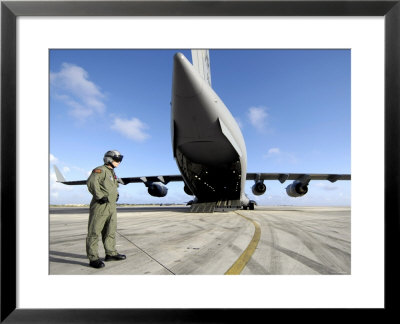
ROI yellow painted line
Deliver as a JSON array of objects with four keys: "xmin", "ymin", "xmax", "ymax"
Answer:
[{"xmin": 225, "ymin": 212, "xmax": 261, "ymax": 275}]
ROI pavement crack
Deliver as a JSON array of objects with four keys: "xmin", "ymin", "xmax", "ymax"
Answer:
[{"xmin": 117, "ymin": 231, "xmax": 176, "ymax": 275}]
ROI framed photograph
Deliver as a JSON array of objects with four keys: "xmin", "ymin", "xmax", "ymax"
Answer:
[{"xmin": 2, "ymin": 0, "xmax": 399, "ymax": 322}]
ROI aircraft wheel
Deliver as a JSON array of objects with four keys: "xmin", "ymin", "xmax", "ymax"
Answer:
[
  {"xmin": 249, "ymin": 202, "xmax": 255, "ymax": 210},
  {"xmin": 243, "ymin": 206, "xmax": 248, "ymax": 210}
]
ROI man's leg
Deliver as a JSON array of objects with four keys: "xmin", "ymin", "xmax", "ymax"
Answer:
[
  {"xmin": 103, "ymin": 209, "xmax": 126, "ymax": 261},
  {"xmin": 86, "ymin": 211, "xmax": 108, "ymax": 262},
  {"xmin": 102, "ymin": 209, "xmax": 118, "ymax": 256}
]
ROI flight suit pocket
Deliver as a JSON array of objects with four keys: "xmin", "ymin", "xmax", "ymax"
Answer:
[{"xmin": 91, "ymin": 201, "xmax": 110, "ymax": 216}]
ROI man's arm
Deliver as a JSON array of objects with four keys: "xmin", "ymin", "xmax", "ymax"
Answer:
[{"xmin": 86, "ymin": 168, "xmax": 107, "ymax": 201}]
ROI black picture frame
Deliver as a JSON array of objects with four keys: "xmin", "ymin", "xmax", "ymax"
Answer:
[{"xmin": 1, "ymin": 0, "xmax": 399, "ymax": 322}]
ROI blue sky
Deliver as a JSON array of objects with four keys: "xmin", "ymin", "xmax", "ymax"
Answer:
[{"xmin": 50, "ymin": 49, "xmax": 351, "ymax": 206}]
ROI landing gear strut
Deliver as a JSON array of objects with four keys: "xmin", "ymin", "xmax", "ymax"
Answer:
[{"xmin": 243, "ymin": 201, "xmax": 255, "ymax": 210}]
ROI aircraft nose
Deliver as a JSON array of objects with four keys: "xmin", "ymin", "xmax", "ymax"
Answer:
[{"xmin": 172, "ymin": 52, "xmax": 204, "ymax": 98}]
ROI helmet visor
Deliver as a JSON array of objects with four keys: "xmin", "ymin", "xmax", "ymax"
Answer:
[
  {"xmin": 106, "ymin": 154, "xmax": 123, "ymax": 163},
  {"xmin": 113, "ymin": 155, "xmax": 123, "ymax": 162}
]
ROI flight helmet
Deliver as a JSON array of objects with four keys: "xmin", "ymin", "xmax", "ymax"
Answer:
[{"xmin": 104, "ymin": 150, "xmax": 124, "ymax": 164}]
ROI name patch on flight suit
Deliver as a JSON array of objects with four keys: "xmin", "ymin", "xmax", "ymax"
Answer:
[{"xmin": 92, "ymin": 169, "xmax": 102, "ymax": 174}]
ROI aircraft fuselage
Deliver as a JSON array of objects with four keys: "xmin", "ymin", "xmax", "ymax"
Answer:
[{"xmin": 171, "ymin": 53, "xmax": 249, "ymax": 205}]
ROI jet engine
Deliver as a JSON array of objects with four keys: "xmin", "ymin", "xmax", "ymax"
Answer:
[
  {"xmin": 147, "ymin": 182, "xmax": 168, "ymax": 197},
  {"xmin": 252, "ymin": 181, "xmax": 266, "ymax": 196},
  {"xmin": 286, "ymin": 181, "xmax": 308, "ymax": 197}
]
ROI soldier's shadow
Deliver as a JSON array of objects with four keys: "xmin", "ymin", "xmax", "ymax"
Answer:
[{"xmin": 49, "ymin": 250, "xmax": 89, "ymax": 267}]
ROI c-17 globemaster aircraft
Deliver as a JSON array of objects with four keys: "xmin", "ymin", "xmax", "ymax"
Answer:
[{"xmin": 54, "ymin": 50, "xmax": 351, "ymax": 212}]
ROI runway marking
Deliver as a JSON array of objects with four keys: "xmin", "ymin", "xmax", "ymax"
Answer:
[{"xmin": 225, "ymin": 212, "xmax": 261, "ymax": 275}]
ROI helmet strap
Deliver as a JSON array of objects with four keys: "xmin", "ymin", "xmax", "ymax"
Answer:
[{"xmin": 105, "ymin": 161, "xmax": 115, "ymax": 169}]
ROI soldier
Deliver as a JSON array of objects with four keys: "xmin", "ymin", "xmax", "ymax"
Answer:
[{"xmin": 86, "ymin": 150, "xmax": 126, "ymax": 269}]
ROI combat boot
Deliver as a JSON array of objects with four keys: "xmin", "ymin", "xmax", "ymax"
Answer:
[
  {"xmin": 89, "ymin": 259, "xmax": 105, "ymax": 268},
  {"xmin": 105, "ymin": 253, "xmax": 126, "ymax": 261}
]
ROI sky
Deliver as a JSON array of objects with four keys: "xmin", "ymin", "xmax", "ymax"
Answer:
[{"xmin": 49, "ymin": 49, "xmax": 351, "ymax": 206}]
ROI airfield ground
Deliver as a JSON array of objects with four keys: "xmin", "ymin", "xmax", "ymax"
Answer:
[{"xmin": 49, "ymin": 205, "xmax": 350, "ymax": 275}]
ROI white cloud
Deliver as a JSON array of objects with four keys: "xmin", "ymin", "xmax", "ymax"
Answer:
[
  {"xmin": 315, "ymin": 183, "xmax": 339, "ymax": 191},
  {"xmin": 49, "ymin": 167, "xmax": 92, "ymax": 205},
  {"xmin": 51, "ymin": 63, "xmax": 106, "ymax": 121},
  {"xmin": 248, "ymin": 106, "xmax": 268, "ymax": 132},
  {"xmin": 111, "ymin": 117, "xmax": 150, "ymax": 142},
  {"xmin": 50, "ymin": 171, "xmax": 73, "ymax": 192},
  {"xmin": 263, "ymin": 147, "xmax": 298, "ymax": 164},
  {"xmin": 267, "ymin": 148, "xmax": 280, "ymax": 155},
  {"xmin": 50, "ymin": 153, "xmax": 58, "ymax": 163},
  {"xmin": 50, "ymin": 192, "xmax": 59, "ymax": 198}
]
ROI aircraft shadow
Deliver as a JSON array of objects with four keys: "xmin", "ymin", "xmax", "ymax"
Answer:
[
  {"xmin": 50, "ymin": 206, "xmax": 191, "ymax": 215},
  {"xmin": 117, "ymin": 207, "xmax": 191, "ymax": 213}
]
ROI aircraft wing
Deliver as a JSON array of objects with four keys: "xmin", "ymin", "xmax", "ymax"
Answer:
[
  {"xmin": 55, "ymin": 165, "xmax": 350, "ymax": 186},
  {"xmin": 119, "ymin": 175, "xmax": 184, "ymax": 185},
  {"xmin": 54, "ymin": 165, "xmax": 183, "ymax": 186},
  {"xmin": 55, "ymin": 180, "xmax": 88, "ymax": 185},
  {"xmin": 53, "ymin": 165, "xmax": 87, "ymax": 185},
  {"xmin": 246, "ymin": 173, "xmax": 351, "ymax": 184}
]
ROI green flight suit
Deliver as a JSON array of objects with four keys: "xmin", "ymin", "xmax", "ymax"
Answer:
[{"xmin": 86, "ymin": 164, "xmax": 120, "ymax": 261}]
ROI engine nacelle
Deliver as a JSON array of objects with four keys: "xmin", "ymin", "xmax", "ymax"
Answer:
[
  {"xmin": 147, "ymin": 182, "xmax": 168, "ymax": 197},
  {"xmin": 252, "ymin": 181, "xmax": 266, "ymax": 196},
  {"xmin": 286, "ymin": 181, "xmax": 308, "ymax": 197}
]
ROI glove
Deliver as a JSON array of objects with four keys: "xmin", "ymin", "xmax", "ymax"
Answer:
[{"xmin": 98, "ymin": 197, "xmax": 109, "ymax": 204}]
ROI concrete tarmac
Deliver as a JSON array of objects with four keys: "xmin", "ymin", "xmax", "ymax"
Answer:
[{"xmin": 49, "ymin": 206, "xmax": 351, "ymax": 275}]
